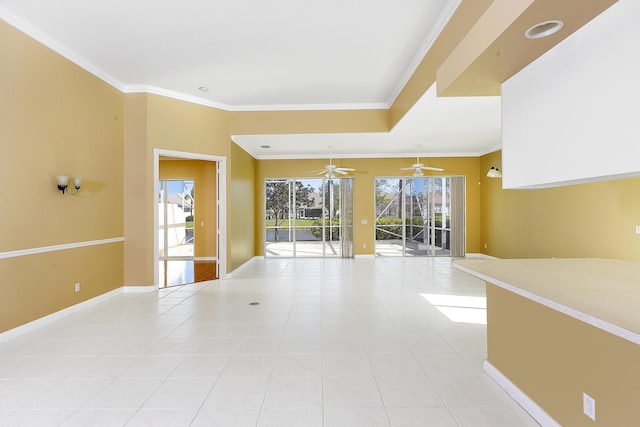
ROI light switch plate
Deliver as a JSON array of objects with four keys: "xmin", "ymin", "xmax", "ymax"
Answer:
[{"xmin": 583, "ymin": 393, "xmax": 595, "ymax": 421}]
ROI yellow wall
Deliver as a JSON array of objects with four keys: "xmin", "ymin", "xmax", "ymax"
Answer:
[
  {"xmin": 230, "ymin": 143, "xmax": 257, "ymax": 270},
  {"xmin": 0, "ymin": 20, "xmax": 124, "ymax": 332},
  {"xmin": 480, "ymin": 151, "xmax": 640, "ymax": 262},
  {"xmin": 123, "ymin": 94, "xmax": 153, "ymax": 286},
  {"xmin": 124, "ymin": 94, "xmax": 231, "ymax": 286},
  {"xmin": 230, "ymin": 109, "xmax": 389, "ymax": 135},
  {"xmin": 159, "ymin": 160, "xmax": 217, "ymax": 258},
  {"xmin": 255, "ymin": 156, "xmax": 482, "ymax": 256}
]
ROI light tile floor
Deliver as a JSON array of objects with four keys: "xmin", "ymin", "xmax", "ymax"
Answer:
[{"xmin": 0, "ymin": 257, "xmax": 540, "ymax": 426}]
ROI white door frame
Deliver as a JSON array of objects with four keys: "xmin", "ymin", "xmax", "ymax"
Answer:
[{"xmin": 153, "ymin": 148, "xmax": 227, "ymax": 286}]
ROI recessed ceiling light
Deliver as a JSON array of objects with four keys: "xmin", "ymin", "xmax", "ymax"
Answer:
[
  {"xmin": 525, "ymin": 20, "xmax": 564, "ymax": 39},
  {"xmin": 198, "ymin": 86, "xmax": 209, "ymax": 92},
  {"xmin": 260, "ymin": 145, "xmax": 271, "ymax": 149}
]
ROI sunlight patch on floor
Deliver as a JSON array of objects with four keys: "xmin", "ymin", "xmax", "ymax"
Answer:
[{"xmin": 421, "ymin": 293, "xmax": 487, "ymax": 325}]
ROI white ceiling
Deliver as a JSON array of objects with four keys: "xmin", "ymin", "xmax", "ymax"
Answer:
[{"xmin": 0, "ymin": 0, "xmax": 502, "ymax": 158}]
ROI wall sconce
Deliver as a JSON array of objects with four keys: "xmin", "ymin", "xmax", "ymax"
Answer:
[
  {"xmin": 56, "ymin": 175, "xmax": 83, "ymax": 195},
  {"xmin": 487, "ymin": 162, "xmax": 502, "ymax": 178}
]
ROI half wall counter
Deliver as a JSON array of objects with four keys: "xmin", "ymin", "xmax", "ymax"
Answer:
[{"xmin": 453, "ymin": 258, "xmax": 640, "ymax": 427}]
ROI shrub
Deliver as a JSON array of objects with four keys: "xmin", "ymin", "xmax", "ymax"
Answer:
[{"xmin": 310, "ymin": 218, "xmax": 341, "ymax": 240}]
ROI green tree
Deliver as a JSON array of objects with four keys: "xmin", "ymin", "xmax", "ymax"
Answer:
[
  {"xmin": 375, "ymin": 179, "xmax": 399, "ymax": 218},
  {"xmin": 266, "ymin": 180, "xmax": 314, "ymax": 241}
]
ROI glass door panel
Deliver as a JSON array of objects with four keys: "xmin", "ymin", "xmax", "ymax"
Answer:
[
  {"xmin": 374, "ymin": 178, "xmax": 404, "ymax": 256},
  {"xmin": 320, "ymin": 179, "xmax": 341, "ymax": 258},
  {"xmin": 405, "ymin": 178, "xmax": 429, "ymax": 256},
  {"xmin": 265, "ymin": 179, "xmax": 293, "ymax": 256},
  {"xmin": 296, "ymin": 178, "xmax": 324, "ymax": 257},
  {"xmin": 158, "ymin": 179, "xmax": 194, "ymax": 259},
  {"xmin": 375, "ymin": 176, "xmax": 457, "ymax": 257},
  {"xmin": 265, "ymin": 178, "xmax": 352, "ymax": 258}
]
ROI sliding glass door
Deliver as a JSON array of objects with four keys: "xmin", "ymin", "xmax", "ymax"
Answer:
[
  {"xmin": 374, "ymin": 176, "xmax": 465, "ymax": 257},
  {"xmin": 265, "ymin": 178, "xmax": 353, "ymax": 257}
]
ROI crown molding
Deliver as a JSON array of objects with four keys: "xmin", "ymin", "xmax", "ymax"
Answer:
[
  {"xmin": 224, "ymin": 102, "xmax": 388, "ymax": 112},
  {"xmin": 249, "ymin": 151, "xmax": 485, "ymax": 161},
  {"xmin": 121, "ymin": 84, "xmax": 391, "ymax": 112},
  {"xmin": 385, "ymin": 0, "xmax": 462, "ymax": 106},
  {"xmin": 478, "ymin": 144, "xmax": 503, "ymax": 156},
  {"xmin": 0, "ymin": 6, "xmax": 126, "ymax": 92},
  {"xmin": 2, "ymin": 0, "xmax": 477, "ymax": 121},
  {"xmin": 123, "ymin": 85, "xmax": 232, "ymax": 110},
  {"xmin": 1, "ymin": 6, "xmax": 401, "ymax": 114}
]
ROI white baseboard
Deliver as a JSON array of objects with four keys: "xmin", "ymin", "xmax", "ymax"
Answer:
[
  {"xmin": 226, "ymin": 256, "xmax": 263, "ymax": 278},
  {"xmin": 123, "ymin": 285, "xmax": 157, "ymax": 293},
  {"xmin": 465, "ymin": 253, "xmax": 498, "ymax": 259},
  {"xmin": 354, "ymin": 254, "xmax": 375, "ymax": 259},
  {"xmin": 0, "ymin": 287, "xmax": 123, "ymax": 342},
  {"xmin": 484, "ymin": 360, "xmax": 560, "ymax": 427}
]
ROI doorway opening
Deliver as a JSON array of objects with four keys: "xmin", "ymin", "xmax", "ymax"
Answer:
[{"xmin": 153, "ymin": 149, "xmax": 227, "ymax": 288}]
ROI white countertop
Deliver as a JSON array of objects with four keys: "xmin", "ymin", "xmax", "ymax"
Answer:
[{"xmin": 453, "ymin": 258, "xmax": 640, "ymax": 345}]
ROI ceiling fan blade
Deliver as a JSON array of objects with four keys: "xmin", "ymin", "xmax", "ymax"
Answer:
[
  {"xmin": 334, "ymin": 169, "xmax": 348, "ymax": 175},
  {"xmin": 306, "ymin": 169, "xmax": 326, "ymax": 174},
  {"xmin": 420, "ymin": 166, "xmax": 444, "ymax": 171},
  {"xmin": 400, "ymin": 167, "xmax": 414, "ymax": 171},
  {"xmin": 335, "ymin": 167, "xmax": 355, "ymax": 172}
]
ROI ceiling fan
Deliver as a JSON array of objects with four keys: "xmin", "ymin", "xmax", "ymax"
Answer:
[
  {"xmin": 307, "ymin": 146, "xmax": 355, "ymax": 178},
  {"xmin": 401, "ymin": 144, "xmax": 444, "ymax": 177}
]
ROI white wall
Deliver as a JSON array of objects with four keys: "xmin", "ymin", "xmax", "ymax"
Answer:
[{"xmin": 501, "ymin": 0, "xmax": 640, "ymax": 189}]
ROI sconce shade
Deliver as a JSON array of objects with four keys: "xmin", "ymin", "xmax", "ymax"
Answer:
[
  {"xmin": 56, "ymin": 175, "xmax": 82, "ymax": 195},
  {"xmin": 487, "ymin": 165, "xmax": 502, "ymax": 178}
]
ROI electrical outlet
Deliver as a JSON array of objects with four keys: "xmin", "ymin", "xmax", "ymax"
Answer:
[
  {"xmin": 484, "ymin": 243, "xmax": 488, "ymax": 249},
  {"xmin": 363, "ymin": 243, "xmax": 366, "ymax": 249},
  {"xmin": 636, "ymin": 225, "xmax": 640, "ymax": 234},
  {"xmin": 583, "ymin": 393, "xmax": 596, "ymax": 421},
  {"xmin": 74, "ymin": 282, "xmax": 80, "ymax": 293}
]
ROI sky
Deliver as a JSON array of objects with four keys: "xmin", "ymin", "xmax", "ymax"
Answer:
[{"xmin": 159, "ymin": 180, "xmax": 194, "ymax": 196}]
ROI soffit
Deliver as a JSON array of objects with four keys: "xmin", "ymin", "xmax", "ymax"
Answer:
[{"xmin": 437, "ymin": 0, "xmax": 619, "ymax": 96}]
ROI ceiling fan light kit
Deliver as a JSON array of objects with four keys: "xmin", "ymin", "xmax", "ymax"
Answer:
[
  {"xmin": 307, "ymin": 146, "xmax": 356, "ymax": 178},
  {"xmin": 400, "ymin": 144, "xmax": 444, "ymax": 176}
]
